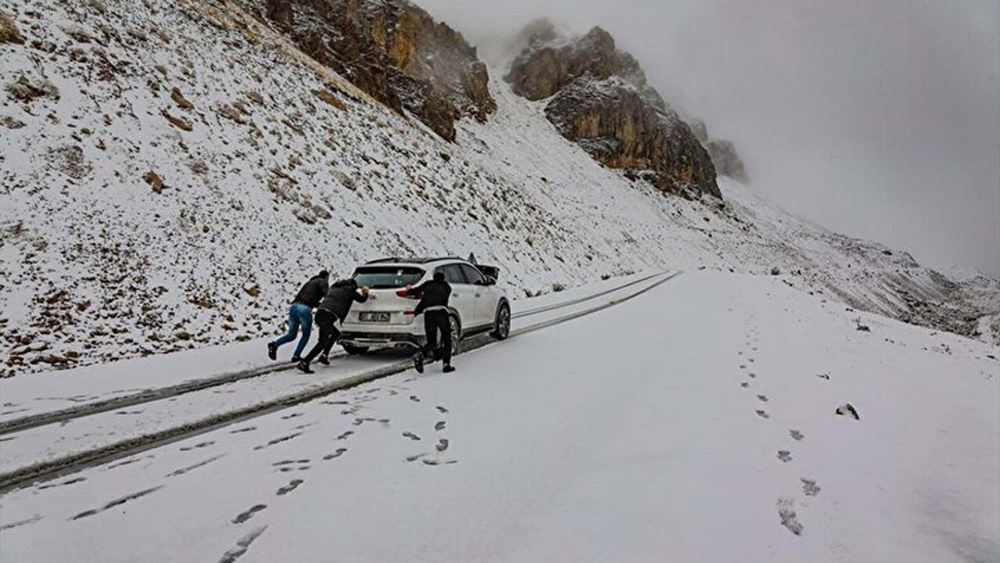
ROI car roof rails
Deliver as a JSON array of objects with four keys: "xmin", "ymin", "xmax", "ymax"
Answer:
[{"xmin": 364, "ymin": 256, "xmax": 468, "ymax": 265}]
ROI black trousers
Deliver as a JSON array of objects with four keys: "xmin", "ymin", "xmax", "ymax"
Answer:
[
  {"xmin": 303, "ymin": 310, "xmax": 339, "ymax": 363},
  {"xmin": 422, "ymin": 310, "xmax": 452, "ymax": 365}
]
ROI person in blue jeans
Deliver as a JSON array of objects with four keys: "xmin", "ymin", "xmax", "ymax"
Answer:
[{"xmin": 267, "ymin": 270, "xmax": 330, "ymax": 362}]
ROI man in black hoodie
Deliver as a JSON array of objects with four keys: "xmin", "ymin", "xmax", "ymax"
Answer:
[
  {"xmin": 400, "ymin": 271, "xmax": 455, "ymax": 374},
  {"xmin": 268, "ymin": 270, "xmax": 329, "ymax": 362},
  {"xmin": 297, "ymin": 278, "xmax": 370, "ymax": 374}
]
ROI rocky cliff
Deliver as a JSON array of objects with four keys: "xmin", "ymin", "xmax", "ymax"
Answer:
[
  {"xmin": 253, "ymin": 0, "xmax": 495, "ymax": 141},
  {"xmin": 506, "ymin": 20, "xmax": 719, "ymax": 199},
  {"xmin": 690, "ymin": 119, "xmax": 749, "ymax": 183}
]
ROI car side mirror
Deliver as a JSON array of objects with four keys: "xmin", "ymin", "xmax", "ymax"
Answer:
[{"xmin": 484, "ymin": 277, "xmax": 497, "ymax": 286}]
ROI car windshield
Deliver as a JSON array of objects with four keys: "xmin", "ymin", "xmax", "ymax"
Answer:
[{"xmin": 353, "ymin": 266, "xmax": 425, "ymax": 289}]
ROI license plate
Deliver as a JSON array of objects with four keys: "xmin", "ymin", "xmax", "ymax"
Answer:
[{"xmin": 359, "ymin": 312, "xmax": 391, "ymax": 323}]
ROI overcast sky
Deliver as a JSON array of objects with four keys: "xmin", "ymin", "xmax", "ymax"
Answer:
[{"xmin": 419, "ymin": 0, "xmax": 1000, "ymax": 277}]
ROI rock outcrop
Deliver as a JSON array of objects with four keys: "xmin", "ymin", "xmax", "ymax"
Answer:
[
  {"xmin": 507, "ymin": 21, "xmax": 719, "ymax": 199},
  {"xmin": 0, "ymin": 10, "xmax": 25, "ymax": 45},
  {"xmin": 256, "ymin": 0, "xmax": 495, "ymax": 141},
  {"xmin": 690, "ymin": 119, "xmax": 750, "ymax": 183}
]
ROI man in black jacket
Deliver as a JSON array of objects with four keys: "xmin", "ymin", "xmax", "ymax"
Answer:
[
  {"xmin": 297, "ymin": 278, "xmax": 370, "ymax": 374},
  {"xmin": 401, "ymin": 271, "xmax": 455, "ymax": 374},
  {"xmin": 268, "ymin": 270, "xmax": 329, "ymax": 362}
]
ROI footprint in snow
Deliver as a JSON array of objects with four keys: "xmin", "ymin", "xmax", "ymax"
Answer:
[
  {"xmin": 405, "ymin": 453, "xmax": 428, "ymax": 463},
  {"xmin": 336, "ymin": 431, "xmax": 354, "ymax": 441},
  {"xmin": 435, "ymin": 421, "xmax": 446, "ymax": 431},
  {"xmin": 403, "ymin": 432, "xmax": 421, "ymax": 441},
  {"xmin": 777, "ymin": 498, "xmax": 805, "ymax": 536},
  {"xmin": 740, "ymin": 382, "xmax": 750, "ymax": 388},
  {"xmin": 436, "ymin": 439, "xmax": 449, "ymax": 452},
  {"xmin": 757, "ymin": 394, "xmax": 769, "ymax": 402},
  {"xmin": 790, "ymin": 430, "xmax": 805, "ymax": 441},
  {"xmin": 232, "ymin": 504, "xmax": 267, "ymax": 524},
  {"xmin": 801, "ymin": 478, "xmax": 821, "ymax": 496},
  {"xmin": 276, "ymin": 480, "xmax": 303, "ymax": 496},
  {"xmin": 435, "ymin": 406, "xmax": 449, "ymax": 414},
  {"xmin": 756, "ymin": 410, "xmax": 770, "ymax": 419},
  {"xmin": 323, "ymin": 448, "xmax": 347, "ymax": 461},
  {"xmin": 748, "ymin": 373, "xmax": 757, "ymax": 378},
  {"xmin": 409, "ymin": 396, "xmax": 420, "ymax": 403},
  {"xmin": 422, "ymin": 459, "xmax": 458, "ymax": 466},
  {"xmin": 777, "ymin": 450, "xmax": 792, "ymax": 463},
  {"xmin": 180, "ymin": 441, "xmax": 214, "ymax": 452}
]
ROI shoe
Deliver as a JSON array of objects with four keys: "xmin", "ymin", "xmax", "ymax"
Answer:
[
  {"xmin": 413, "ymin": 353, "xmax": 424, "ymax": 374},
  {"xmin": 291, "ymin": 356, "xmax": 302, "ymax": 363},
  {"xmin": 296, "ymin": 361, "xmax": 314, "ymax": 374},
  {"xmin": 318, "ymin": 355, "xmax": 330, "ymax": 366},
  {"xmin": 267, "ymin": 342, "xmax": 277, "ymax": 361},
  {"xmin": 443, "ymin": 364, "xmax": 455, "ymax": 374}
]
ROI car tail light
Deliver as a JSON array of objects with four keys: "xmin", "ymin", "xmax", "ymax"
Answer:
[
  {"xmin": 403, "ymin": 310, "xmax": 416, "ymax": 316},
  {"xmin": 396, "ymin": 285, "xmax": 419, "ymax": 299}
]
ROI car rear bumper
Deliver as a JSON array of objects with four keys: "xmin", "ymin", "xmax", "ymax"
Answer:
[{"xmin": 339, "ymin": 330, "xmax": 424, "ymax": 349}]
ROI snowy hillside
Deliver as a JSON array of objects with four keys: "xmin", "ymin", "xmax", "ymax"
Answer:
[{"xmin": 0, "ymin": 0, "xmax": 997, "ymax": 378}]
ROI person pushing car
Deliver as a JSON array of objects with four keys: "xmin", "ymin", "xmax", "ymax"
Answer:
[
  {"xmin": 399, "ymin": 270, "xmax": 455, "ymax": 374},
  {"xmin": 297, "ymin": 278, "xmax": 370, "ymax": 374},
  {"xmin": 268, "ymin": 270, "xmax": 329, "ymax": 362}
]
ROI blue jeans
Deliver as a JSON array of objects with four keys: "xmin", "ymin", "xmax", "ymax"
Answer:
[{"xmin": 272, "ymin": 304, "xmax": 313, "ymax": 358}]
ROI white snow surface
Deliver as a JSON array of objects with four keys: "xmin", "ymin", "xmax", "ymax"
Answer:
[
  {"xmin": 0, "ymin": 0, "xmax": 997, "ymax": 378},
  {"xmin": 0, "ymin": 271, "xmax": 997, "ymax": 562},
  {"xmin": 0, "ymin": 271, "xmax": 671, "ymax": 473}
]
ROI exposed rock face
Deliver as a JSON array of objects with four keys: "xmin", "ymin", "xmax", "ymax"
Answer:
[
  {"xmin": 690, "ymin": 118, "xmax": 750, "ymax": 183},
  {"xmin": 0, "ymin": 10, "xmax": 24, "ymax": 45},
  {"xmin": 507, "ymin": 21, "xmax": 719, "ymax": 198},
  {"xmin": 706, "ymin": 139, "xmax": 749, "ymax": 183},
  {"xmin": 258, "ymin": 0, "xmax": 495, "ymax": 141}
]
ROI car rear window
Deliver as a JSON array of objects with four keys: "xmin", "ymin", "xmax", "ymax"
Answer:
[{"xmin": 353, "ymin": 267, "xmax": 425, "ymax": 289}]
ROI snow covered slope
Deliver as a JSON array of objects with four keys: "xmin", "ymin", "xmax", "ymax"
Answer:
[
  {"xmin": 0, "ymin": 271, "xmax": 996, "ymax": 561},
  {"xmin": 0, "ymin": 0, "xmax": 996, "ymax": 378}
]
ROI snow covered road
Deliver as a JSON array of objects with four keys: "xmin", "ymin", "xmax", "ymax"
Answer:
[
  {"xmin": 0, "ymin": 272, "xmax": 674, "ymax": 484},
  {"xmin": 0, "ymin": 271, "xmax": 997, "ymax": 562}
]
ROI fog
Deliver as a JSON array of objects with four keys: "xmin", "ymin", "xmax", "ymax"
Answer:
[{"xmin": 418, "ymin": 0, "xmax": 1000, "ymax": 277}]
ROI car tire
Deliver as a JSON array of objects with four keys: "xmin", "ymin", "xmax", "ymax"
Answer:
[
  {"xmin": 491, "ymin": 302, "xmax": 511, "ymax": 340},
  {"xmin": 342, "ymin": 344, "xmax": 370, "ymax": 355},
  {"xmin": 449, "ymin": 315, "xmax": 461, "ymax": 355}
]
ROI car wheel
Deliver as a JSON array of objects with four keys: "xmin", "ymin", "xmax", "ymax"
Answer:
[
  {"xmin": 449, "ymin": 315, "xmax": 461, "ymax": 355},
  {"xmin": 342, "ymin": 344, "xmax": 369, "ymax": 355},
  {"xmin": 491, "ymin": 302, "xmax": 511, "ymax": 340}
]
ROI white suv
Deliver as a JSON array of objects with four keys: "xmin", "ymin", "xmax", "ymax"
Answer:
[{"xmin": 338, "ymin": 257, "xmax": 511, "ymax": 355}]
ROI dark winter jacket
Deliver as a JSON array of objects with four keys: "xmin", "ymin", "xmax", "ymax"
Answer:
[
  {"xmin": 405, "ymin": 279, "xmax": 452, "ymax": 316},
  {"xmin": 293, "ymin": 275, "xmax": 329, "ymax": 308},
  {"xmin": 318, "ymin": 279, "xmax": 369, "ymax": 321}
]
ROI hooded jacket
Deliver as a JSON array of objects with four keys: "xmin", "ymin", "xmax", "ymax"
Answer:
[
  {"xmin": 293, "ymin": 275, "xmax": 329, "ymax": 308},
  {"xmin": 406, "ymin": 278, "xmax": 452, "ymax": 316},
  {"xmin": 318, "ymin": 279, "xmax": 369, "ymax": 321}
]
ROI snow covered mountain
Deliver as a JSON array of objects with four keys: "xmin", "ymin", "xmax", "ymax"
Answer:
[{"xmin": 0, "ymin": 0, "xmax": 997, "ymax": 378}]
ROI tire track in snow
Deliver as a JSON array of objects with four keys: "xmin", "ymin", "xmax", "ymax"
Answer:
[
  {"xmin": 0, "ymin": 271, "xmax": 682, "ymax": 494},
  {"xmin": 0, "ymin": 273, "xmax": 665, "ymax": 437}
]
